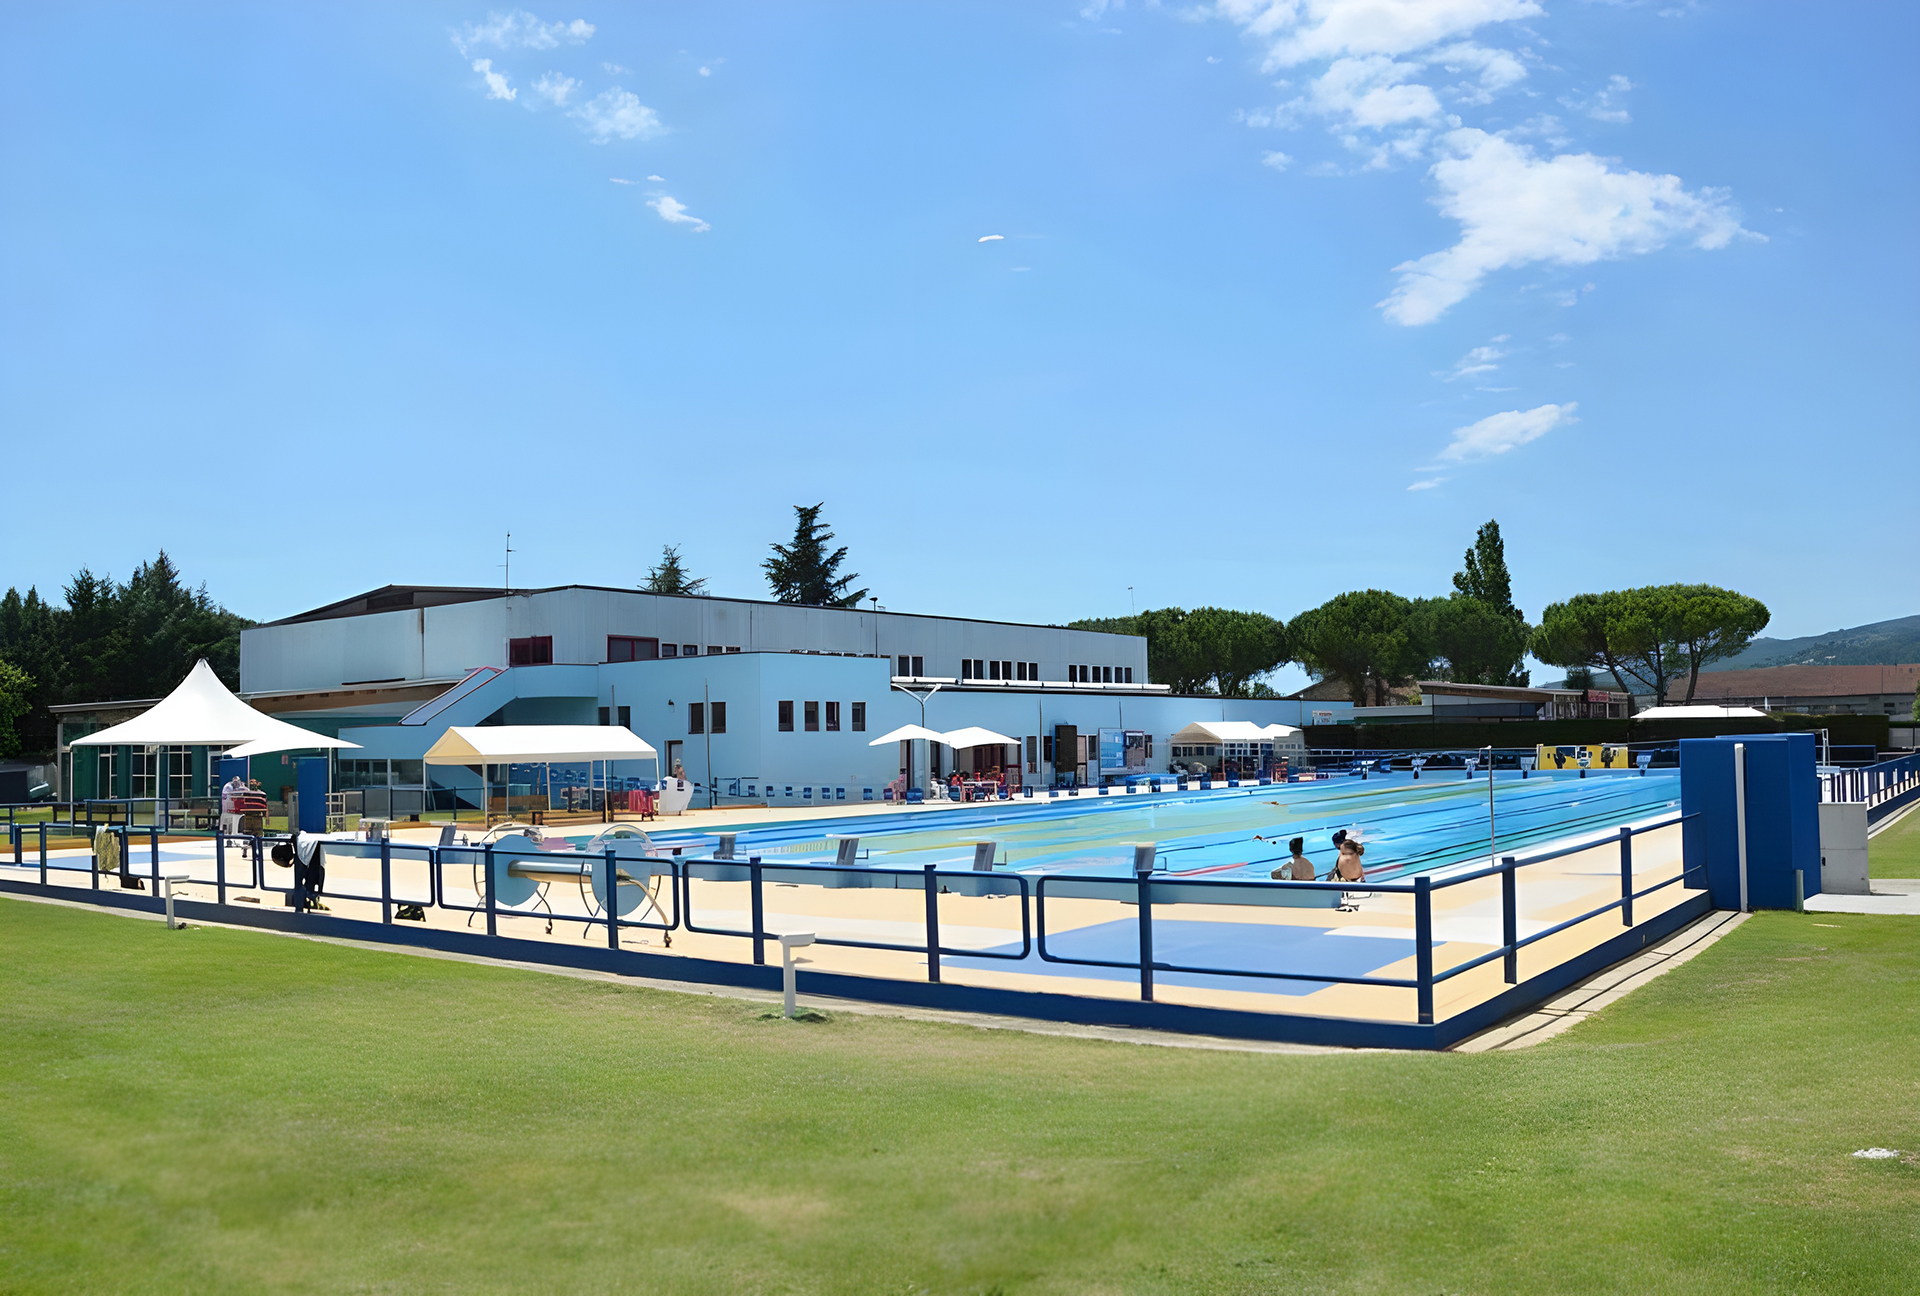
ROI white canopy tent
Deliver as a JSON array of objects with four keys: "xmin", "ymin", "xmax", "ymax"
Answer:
[
  {"xmin": 423, "ymin": 726, "xmax": 660, "ymax": 822},
  {"xmin": 937, "ymin": 726, "xmax": 1020, "ymax": 750},
  {"xmin": 1169, "ymin": 720, "xmax": 1307, "ymax": 776},
  {"xmin": 866, "ymin": 724, "xmax": 945, "ymax": 746},
  {"xmin": 1629, "ymin": 705, "xmax": 1769, "ymax": 721},
  {"xmin": 69, "ymin": 660, "xmax": 361, "ymax": 756}
]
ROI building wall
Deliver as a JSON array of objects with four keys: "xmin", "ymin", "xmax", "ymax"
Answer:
[
  {"xmin": 333, "ymin": 654, "xmax": 1352, "ymax": 800},
  {"xmin": 242, "ymin": 588, "xmax": 1148, "ymax": 696}
]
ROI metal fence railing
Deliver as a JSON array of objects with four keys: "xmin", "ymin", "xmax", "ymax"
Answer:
[{"xmin": 6, "ymin": 807, "xmax": 1700, "ymax": 1028}]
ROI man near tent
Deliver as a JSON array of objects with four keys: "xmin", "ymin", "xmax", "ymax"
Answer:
[{"xmin": 219, "ymin": 773, "xmax": 246, "ymax": 839}]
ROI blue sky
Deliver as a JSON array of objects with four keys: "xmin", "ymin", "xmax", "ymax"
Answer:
[{"xmin": 3, "ymin": 1, "xmax": 1914, "ymax": 682}]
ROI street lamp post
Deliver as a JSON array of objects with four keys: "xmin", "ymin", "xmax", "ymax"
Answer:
[{"xmin": 891, "ymin": 681, "xmax": 941, "ymax": 793}]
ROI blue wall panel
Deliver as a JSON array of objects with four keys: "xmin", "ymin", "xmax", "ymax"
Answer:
[{"xmin": 1680, "ymin": 734, "xmax": 1820, "ymax": 910}]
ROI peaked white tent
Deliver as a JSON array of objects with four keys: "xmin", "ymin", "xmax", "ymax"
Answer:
[
  {"xmin": 937, "ymin": 725, "xmax": 1020, "ymax": 750},
  {"xmin": 866, "ymin": 724, "xmax": 945, "ymax": 746},
  {"xmin": 70, "ymin": 660, "xmax": 360, "ymax": 755},
  {"xmin": 1171, "ymin": 720, "xmax": 1304, "ymax": 745}
]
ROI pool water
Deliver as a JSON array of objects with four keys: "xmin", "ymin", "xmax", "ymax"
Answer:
[{"xmin": 624, "ymin": 770, "xmax": 1681, "ymax": 883}]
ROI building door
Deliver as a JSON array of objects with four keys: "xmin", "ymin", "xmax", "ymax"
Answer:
[{"xmin": 665, "ymin": 740, "xmax": 683, "ymax": 780}]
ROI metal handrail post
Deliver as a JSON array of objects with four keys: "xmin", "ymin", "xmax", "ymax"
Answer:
[
  {"xmin": 380, "ymin": 838, "xmax": 392, "ymax": 924},
  {"xmin": 1415, "ymin": 874, "xmax": 1434, "ymax": 1025},
  {"xmin": 1619, "ymin": 827, "xmax": 1633, "ymax": 927},
  {"xmin": 216, "ymin": 831, "xmax": 227, "ymax": 906},
  {"xmin": 150, "ymin": 823, "xmax": 160, "ymax": 877},
  {"xmin": 1137, "ymin": 871, "xmax": 1155, "ymax": 1002},
  {"xmin": 749, "ymin": 857, "xmax": 765, "ymax": 965},
  {"xmin": 484, "ymin": 843, "xmax": 497, "ymax": 937},
  {"xmin": 604, "ymin": 847, "xmax": 618, "ymax": 950},
  {"xmin": 1501, "ymin": 857, "xmax": 1517, "ymax": 984},
  {"xmin": 90, "ymin": 825, "xmax": 99, "ymax": 890},
  {"xmin": 924, "ymin": 864, "xmax": 940, "ymax": 983},
  {"xmin": 40, "ymin": 823, "xmax": 48, "ymax": 886}
]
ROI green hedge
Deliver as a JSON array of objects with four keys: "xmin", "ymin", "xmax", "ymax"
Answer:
[{"xmin": 1306, "ymin": 713, "xmax": 1891, "ymax": 751}]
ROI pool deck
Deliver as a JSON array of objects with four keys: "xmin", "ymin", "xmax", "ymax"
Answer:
[{"xmin": 2, "ymin": 809, "xmax": 1700, "ymax": 1045}]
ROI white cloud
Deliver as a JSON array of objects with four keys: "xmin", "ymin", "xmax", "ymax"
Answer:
[
  {"xmin": 1309, "ymin": 56, "xmax": 1442, "ymax": 128},
  {"xmin": 1217, "ymin": 0, "xmax": 1541, "ymax": 70},
  {"xmin": 609, "ymin": 177, "xmax": 634, "ymax": 184},
  {"xmin": 1443, "ymin": 335, "xmax": 1508, "ymax": 380},
  {"xmin": 454, "ymin": 10, "xmax": 594, "ymax": 57},
  {"xmin": 648, "ymin": 195, "xmax": 710, "ymax": 232},
  {"xmin": 471, "ymin": 58, "xmax": 515, "ymax": 101},
  {"xmin": 1262, "ymin": 150, "xmax": 1293, "ymax": 171},
  {"xmin": 698, "ymin": 66, "xmax": 712, "ymax": 76},
  {"xmin": 1564, "ymin": 74, "xmax": 1634, "ymax": 124},
  {"xmin": 647, "ymin": 174, "xmax": 664, "ymax": 181},
  {"xmin": 1439, "ymin": 401, "xmax": 1575, "ymax": 461},
  {"xmin": 1380, "ymin": 128, "xmax": 1750, "ymax": 325},
  {"xmin": 604, "ymin": 61, "xmax": 629, "ymax": 74},
  {"xmin": 1427, "ymin": 41, "xmax": 1527, "ymax": 105},
  {"xmin": 978, "ymin": 234, "xmax": 1005, "ymax": 242},
  {"xmin": 532, "ymin": 72, "xmax": 579, "ymax": 107},
  {"xmin": 1407, "ymin": 478, "xmax": 1445, "ymax": 490},
  {"xmin": 572, "ymin": 89, "xmax": 665, "ymax": 143}
]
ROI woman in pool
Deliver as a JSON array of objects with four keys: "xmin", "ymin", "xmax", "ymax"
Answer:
[{"xmin": 1331, "ymin": 834, "xmax": 1367, "ymax": 911}]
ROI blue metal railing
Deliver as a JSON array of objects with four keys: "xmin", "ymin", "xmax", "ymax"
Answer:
[{"xmin": 5, "ymin": 810, "xmax": 1703, "ymax": 1028}]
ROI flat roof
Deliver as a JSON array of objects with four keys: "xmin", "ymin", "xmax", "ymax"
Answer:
[{"xmin": 254, "ymin": 583, "xmax": 1143, "ymax": 641}]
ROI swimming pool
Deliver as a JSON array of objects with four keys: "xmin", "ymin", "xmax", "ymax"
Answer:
[{"xmin": 611, "ymin": 770, "xmax": 1681, "ymax": 883}]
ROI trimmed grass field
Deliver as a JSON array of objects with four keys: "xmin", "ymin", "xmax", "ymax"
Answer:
[
  {"xmin": 1, "ymin": 899, "xmax": 1915, "ymax": 1294},
  {"xmin": 1869, "ymin": 806, "xmax": 1920, "ymax": 877}
]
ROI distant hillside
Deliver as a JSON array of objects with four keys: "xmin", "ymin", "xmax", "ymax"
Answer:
[{"xmin": 1703, "ymin": 614, "xmax": 1920, "ymax": 671}]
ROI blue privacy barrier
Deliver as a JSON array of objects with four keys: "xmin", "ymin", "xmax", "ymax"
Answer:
[{"xmin": 1679, "ymin": 734, "xmax": 1820, "ymax": 911}]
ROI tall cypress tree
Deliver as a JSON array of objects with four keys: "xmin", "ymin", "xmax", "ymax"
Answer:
[
  {"xmin": 1452, "ymin": 519, "xmax": 1519, "ymax": 620},
  {"xmin": 763, "ymin": 504, "xmax": 868, "ymax": 608}
]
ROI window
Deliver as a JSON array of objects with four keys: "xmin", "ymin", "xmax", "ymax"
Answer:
[
  {"xmin": 661, "ymin": 644, "xmax": 678, "ymax": 658},
  {"xmin": 912, "ymin": 656, "xmax": 923, "ymax": 677},
  {"xmin": 851, "ymin": 701, "xmax": 865, "ymax": 732},
  {"xmin": 168, "ymin": 746, "xmax": 193, "ymax": 800},
  {"xmin": 1104, "ymin": 666, "xmax": 1114, "ymax": 683},
  {"xmin": 1015, "ymin": 661, "xmax": 1027, "ymax": 681},
  {"xmin": 987, "ymin": 660, "xmax": 999, "ymax": 680},
  {"xmin": 607, "ymin": 635, "xmax": 658, "ymax": 663},
  {"xmin": 96, "ymin": 750, "xmax": 116, "ymax": 797},
  {"xmin": 1124, "ymin": 667, "xmax": 1133, "ymax": 683},
  {"xmin": 131, "ymin": 748, "xmax": 157, "ymax": 799},
  {"xmin": 616, "ymin": 706, "xmax": 631, "ymax": 729},
  {"xmin": 508, "ymin": 635, "xmax": 553, "ymax": 666},
  {"xmin": 897, "ymin": 655, "xmax": 911, "ymax": 677},
  {"xmin": 688, "ymin": 703, "xmax": 705, "ymax": 734},
  {"xmin": 778, "ymin": 701, "xmax": 794, "ymax": 732},
  {"xmin": 1042, "ymin": 734, "xmax": 1053, "ymax": 762},
  {"xmin": 1029, "ymin": 662, "xmax": 1038, "ymax": 681},
  {"xmin": 804, "ymin": 701, "xmax": 820, "ymax": 732},
  {"xmin": 826, "ymin": 701, "xmax": 841, "ymax": 731},
  {"xmin": 961, "ymin": 659, "xmax": 972, "ymax": 680},
  {"xmin": 726, "ymin": 646, "xmax": 741, "ymax": 653},
  {"xmin": 1001, "ymin": 660, "xmax": 1013, "ymax": 681},
  {"xmin": 683, "ymin": 644, "xmax": 698, "ymax": 656},
  {"xmin": 598, "ymin": 706, "xmax": 611, "ymax": 726},
  {"xmin": 710, "ymin": 702, "xmax": 725, "ymax": 733},
  {"xmin": 1026, "ymin": 735, "xmax": 1038, "ymax": 773}
]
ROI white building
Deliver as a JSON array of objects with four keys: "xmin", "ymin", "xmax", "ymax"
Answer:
[{"xmin": 235, "ymin": 584, "xmax": 1349, "ymax": 807}]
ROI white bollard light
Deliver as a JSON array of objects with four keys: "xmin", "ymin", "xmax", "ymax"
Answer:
[
  {"xmin": 780, "ymin": 932, "xmax": 816, "ymax": 1018},
  {"xmin": 161, "ymin": 875, "xmax": 192, "ymax": 930}
]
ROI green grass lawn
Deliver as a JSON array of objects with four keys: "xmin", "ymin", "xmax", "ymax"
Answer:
[
  {"xmin": 1869, "ymin": 807, "xmax": 1920, "ymax": 877},
  {"xmin": 1, "ymin": 901, "xmax": 1915, "ymax": 1294}
]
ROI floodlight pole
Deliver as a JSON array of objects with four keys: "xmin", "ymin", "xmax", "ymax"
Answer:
[{"xmin": 892, "ymin": 682, "xmax": 941, "ymax": 793}]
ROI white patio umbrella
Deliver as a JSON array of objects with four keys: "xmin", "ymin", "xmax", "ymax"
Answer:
[
  {"xmin": 866, "ymin": 724, "xmax": 945, "ymax": 745},
  {"xmin": 937, "ymin": 726, "xmax": 1019, "ymax": 750}
]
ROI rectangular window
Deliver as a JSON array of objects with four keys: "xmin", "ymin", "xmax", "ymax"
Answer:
[
  {"xmin": 1015, "ymin": 661, "xmax": 1027, "ymax": 681},
  {"xmin": 683, "ymin": 644, "xmax": 698, "ymax": 656},
  {"xmin": 598, "ymin": 706, "xmax": 611, "ymax": 726},
  {"xmin": 804, "ymin": 701, "xmax": 820, "ymax": 732},
  {"xmin": 726, "ymin": 646, "xmax": 741, "ymax": 653},
  {"xmin": 778, "ymin": 701, "xmax": 794, "ymax": 732},
  {"xmin": 1124, "ymin": 667, "xmax": 1134, "ymax": 683},
  {"xmin": 606, "ymin": 635, "xmax": 658, "ymax": 663},
  {"xmin": 616, "ymin": 706, "xmax": 631, "ymax": 729},
  {"xmin": 688, "ymin": 702, "xmax": 705, "ymax": 734},
  {"xmin": 168, "ymin": 746, "xmax": 193, "ymax": 801},
  {"xmin": 912, "ymin": 656, "xmax": 924, "ymax": 677},
  {"xmin": 1001, "ymin": 660, "xmax": 1013, "ymax": 681},
  {"xmin": 1042, "ymin": 735, "xmax": 1053, "ymax": 762},
  {"xmin": 826, "ymin": 701, "xmax": 841, "ymax": 731},
  {"xmin": 851, "ymin": 701, "xmax": 865, "ymax": 732},
  {"xmin": 508, "ymin": 635, "xmax": 553, "ymax": 666},
  {"xmin": 960, "ymin": 659, "xmax": 973, "ymax": 680},
  {"xmin": 897, "ymin": 655, "xmax": 911, "ymax": 677},
  {"xmin": 661, "ymin": 644, "xmax": 678, "ymax": 658},
  {"xmin": 1026, "ymin": 735, "xmax": 1038, "ymax": 773},
  {"xmin": 1104, "ymin": 666, "xmax": 1114, "ymax": 683},
  {"xmin": 710, "ymin": 702, "xmax": 725, "ymax": 734},
  {"xmin": 988, "ymin": 660, "xmax": 1000, "ymax": 680}
]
